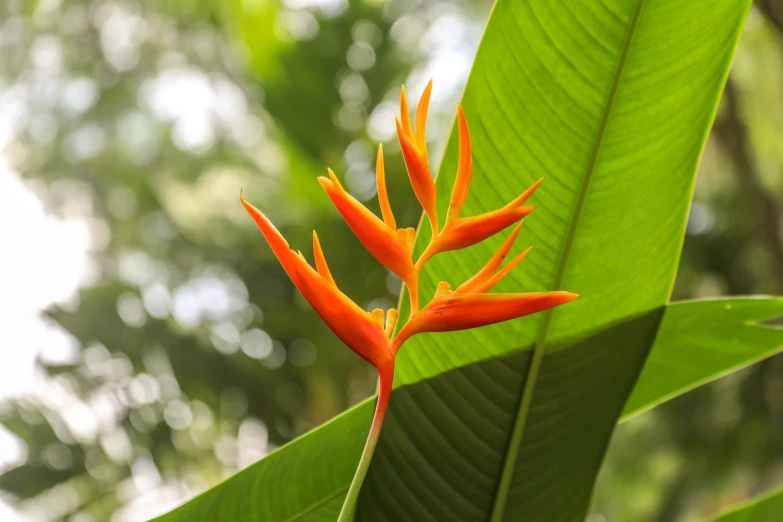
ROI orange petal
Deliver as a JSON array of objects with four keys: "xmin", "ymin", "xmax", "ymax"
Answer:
[
  {"xmin": 393, "ymin": 292, "xmax": 578, "ymax": 350},
  {"xmin": 433, "ymin": 204, "xmax": 533, "ymax": 255},
  {"xmin": 319, "ymin": 171, "xmax": 416, "ymax": 286},
  {"xmin": 400, "ymin": 85, "xmax": 413, "ymax": 138},
  {"xmin": 241, "ymin": 191, "xmax": 294, "ymax": 263},
  {"xmin": 473, "ymin": 247, "xmax": 532, "ymax": 294},
  {"xmin": 241, "ymin": 193, "xmax": 392, "ymax": 367},
  {"xmin": 505, "ymin": 178, "xmax": 543, "ymax": 210},
  {"xmin": 446, "ymin": 105, "xmax": 472, "ymax": 224},
  {"xmin": 456, "ymin": 221, "xmax": 524, "ymax": 293},
  {"xmin": 397, "ymin": 124, "xmax": 439, "ymax": 236},
  {"xmin": 312, "ymin": 231, "xmax": 336, "ymax": 287},
  {"xmin": 414, "ymin": 80, "xmax": 433, "ymax": 159},
  {"xmin": 375, "ymin": 144, "xmax": 396, "ymax": 230}
]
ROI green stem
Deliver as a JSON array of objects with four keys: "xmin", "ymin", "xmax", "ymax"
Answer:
[{"xmin": 337, "ymin": 362, "xmax": 394, "ymax": 522}]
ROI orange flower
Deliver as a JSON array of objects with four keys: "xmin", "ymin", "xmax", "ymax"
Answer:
[
  {"xmin": 396, "ymin": 80, "xmax": 438, "ymax": 236},
  {"xmin": 415, "ymin": 105, "xmax": 541, "ymax": 268},
  {"xmin": 240, "ymin": 193, "xmax": 396, "ymax": 370},
  {"xmin": 393, "ymin": 222, "xmax": 577, "ymax": 350},
  {"xmin": 318, "ymin": 148, "xmax": 420, "ymax": 310},
  {"xmin": 241, "ymin": 79, "xmax": 578, "ymax": 522}
]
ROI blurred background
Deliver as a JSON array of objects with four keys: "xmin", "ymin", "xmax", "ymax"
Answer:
[{"xmin": 0, "ymin": 0, "xmax": 781, "ymax": 520}]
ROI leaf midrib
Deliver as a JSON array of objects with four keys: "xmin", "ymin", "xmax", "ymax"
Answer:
[
  {"xmin": 487, "ymin": 1, "xmax": 648, "ymax": 520},
  {"xmin": 286, "ymin": 486, "xmax": 348, "ymax": 522}
]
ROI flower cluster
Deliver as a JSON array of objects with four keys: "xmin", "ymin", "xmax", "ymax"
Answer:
[{"xmin": 240, "ymin": 81, "xmax": 577, "ymax": 519}]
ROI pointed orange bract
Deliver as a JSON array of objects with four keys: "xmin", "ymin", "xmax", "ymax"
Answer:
[
  {"xmin": 318, "ymin": 167, "xmax": 420, "ymax": 311},
  {"xmin": 240, "ymin": 194, "xmax": 393, "ymax": 368},
  {"xmin": 312, "ymin": 231, "xmax": 336, "ymax": 287},
  {"xmin": 397, "ymin": 81, "xmax": 438, "ymax": 236},
  {"xmin": 392, "ymin": 222, "xmax": 577, "ymax": 351},
  {"xmin": 393, "ymin": 292, "xmax": 578, "ymax": 351},
  {"xmin": 446, "ymin": 105, "xmax": 473, "ymax": 224},
  {"xmin": 375, "ymin": 144, "xmax": 396, "ymax": 230},
  {"xmin": 414, "ymin": 104, "xmax": 543, "ymax": 268}
]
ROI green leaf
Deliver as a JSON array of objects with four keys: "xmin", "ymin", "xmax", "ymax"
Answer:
[
  {"xmin": 152, "ymin": 298, "xmax": 783, "ymax": 521},
  {"xmin": 708, "ymin": 485, "xmax": 783, "ymax": 522},
  {"xmin": 153, "ymin": 0, "xmax": 758, "ymax": 520},
  {"xmin": 622, "ymin": 297, "xmax": 783, "ymax": 421}
]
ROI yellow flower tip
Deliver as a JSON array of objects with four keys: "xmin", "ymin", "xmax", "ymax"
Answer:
[
  {"xmin": 434, "ymin": 281, "xmax": 451, "ymax": 298},
  {"xmin": 395, "ymin": 228, "xmax": 414, "ymax": 250},
  {"xmin": 405, "ymin": 227, "xmax": 415, "ymax": 247},
  {"xmin": 384, "ymin": 308, "xmax": 398, "ymax": 337},
  {"xmin": 372, "ymin": 308, "xmax": 385, "ymax": 330}
]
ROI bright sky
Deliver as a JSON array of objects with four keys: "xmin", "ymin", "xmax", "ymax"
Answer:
[
  {"xmin": 0, "ymin": 158, "xmax": 89, "ymax": 397},
  {"xmin": 0, "ymin": 156, "xmax": 91, "ymax": 521}
]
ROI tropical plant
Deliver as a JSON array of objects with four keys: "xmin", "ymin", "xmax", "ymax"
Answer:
[
  {"xmin": 240, "ymin": 82, "xmax": 579, "ymax": 519},
  {"xmin": 151, "ymin": 0, "xmax": 783, "ymax": 521}
]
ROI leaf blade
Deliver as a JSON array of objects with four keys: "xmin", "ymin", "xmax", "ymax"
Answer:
[
  {"xmin": 622, "ymin": 297, "xmax": 783, "ymax": 422},
  {"xmin": 708, "ymin": 485, "xmax": 783, "ymax": 522}
]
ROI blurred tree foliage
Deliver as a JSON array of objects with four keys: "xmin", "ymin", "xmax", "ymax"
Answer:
[{"xmin": 0, "ymin": 0, "xmax": 782, "ymax": 520}]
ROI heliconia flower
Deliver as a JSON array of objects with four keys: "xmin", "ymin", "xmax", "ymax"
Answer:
[
  {"xmin": 396, "ymin": 80, "xmax": 439, "ymax": 236},
  {"xmin": 318, "ymin": 149, "xmax": 421, "ymax": 311},
  {"xmin": 415, "ymin": 105, "xmax": 541, "ymax": 268},
  {"xmin": 393, "ymin": 224, "xmax": 578, "ymax": 351},
  {"xmin": 240, "ymin": 192, "xmax": 396, "ymax": 370},
  {"xmin": 242, "ymin": 79, "xmax": 578, "ymax": 522}
]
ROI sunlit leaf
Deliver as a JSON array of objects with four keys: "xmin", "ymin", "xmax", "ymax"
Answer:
[{"xmin": 153, "ymin": 0, "xmax": 764, "ymax": 520}]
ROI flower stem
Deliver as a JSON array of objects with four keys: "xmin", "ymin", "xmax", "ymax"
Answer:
[
  {"xmin": 407, "ymin": 280, "xmax": 420, "ymax": 316},
  {"xmin": 337, "ymin": 362, "xmax": 394, "ymax": 522}
]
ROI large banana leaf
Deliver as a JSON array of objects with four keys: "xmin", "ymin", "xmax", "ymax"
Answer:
[
  {"xmin": 152, "ymin": 297, "xmax": 783, "ymax": 522},
  {"xmin": 154, "ymin": 0, "xmax": 766, "ymax": 520},
  {"xmin": 709, "ymin": 485, "xmax": 783, "ymax": 522}
]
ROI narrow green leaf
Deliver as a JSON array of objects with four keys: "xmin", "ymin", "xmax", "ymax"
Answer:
[
  {"xmin": 622, "ymin": 297, "xmax": 783, "ymax": 422},
  {"xmin": 708, "ymin": 485, "xmax": 783, "ymax": 522}
]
